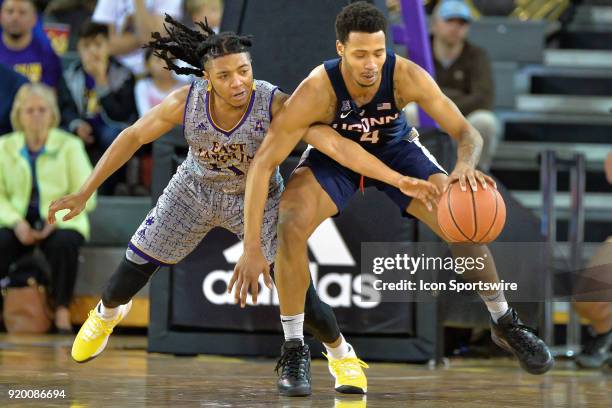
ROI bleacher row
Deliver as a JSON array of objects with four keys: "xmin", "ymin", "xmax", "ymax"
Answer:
[
  {"xmin": 468, "ymin": 4, "xmax": 612, "ymax": 248},
  {"xmin": 70, "ymin": 2, "xmax": 612, "ymax": 327}
]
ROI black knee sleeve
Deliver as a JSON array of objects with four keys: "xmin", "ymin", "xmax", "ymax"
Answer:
[
  {"xmin": 304, "ymin": 280, "xmax": 341, "ymax": 344},
  {"xmin": 101, "ymin": 256, "xmax": 159, "ymax": 308}
]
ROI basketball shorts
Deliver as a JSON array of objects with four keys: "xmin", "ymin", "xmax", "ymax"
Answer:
[
  {"xmin": 298, "ymin": 137, "xmax": 447, "ymax": 217},
  {"xmin": 128, "ymin": 167, "xmax": 282, "ymax": 265}
]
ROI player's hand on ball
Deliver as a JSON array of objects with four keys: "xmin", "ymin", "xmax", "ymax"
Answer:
[
  {"xmin": 230, "ymin": 248, "xmax": 273, "ymax": 308},
  {"xmin": 48, "ymin": 193, "xmax": 87, "ymax": 224},
  {"xmin": 445, "ymin": 162, "xmax": 497, "ymax": 192},
  {"xmin": 398, "ymin": 176, "xmax": 440, "ymax": 212}
]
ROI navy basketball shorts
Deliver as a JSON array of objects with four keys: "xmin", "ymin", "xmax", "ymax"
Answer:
[{"xmin": 298, "ymin": 137, "xmax": 447, "ymax": 217}]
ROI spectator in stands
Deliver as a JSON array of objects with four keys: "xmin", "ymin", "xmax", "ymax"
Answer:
[
  {"xmin": 571, "ymin": 152, "xmax": 612, "ymax": 369},
  {"xmin": 0, "ymin": 83, "xmax": 95, "ymax": 333},
  {"xmin": 405, "ymin": 0, "xmax": 500, "ymax": 171},
  {"xmin": 135, "ymin": 48, "xmax": 181, "ymax": 117},
  {"xmin": 0, "ymin": 0, "xmax": 82, "ymax": 132},
  {"xmin": 132, "ymin": 48, "xmax": 182, "ymax": 195},
  {"xmin": 0, "ymin": 0, "xmax": 61, "ymax": 86},
  {"xmin": 64, "ymin": 20, "xmax": 137, "ymax": 195},
  {"xmin": 0, "ymin": 62, "xmax": 28, "ymax": 135},
  {"xmin": 65, "ymin": 21, "xmax": 137, "ymax": 149},
  {"xmin": 92, "ymin": 0, "xmax": 183, "ymax": 76},
  {"xmin": 186, "ymin": 0, "xmax": 222, "ymax": 32},
  {"xmin": 0, "ymin": 0, "xmax": 51, "ymax": 54}
]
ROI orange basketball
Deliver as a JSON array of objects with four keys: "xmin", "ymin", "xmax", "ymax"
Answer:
[{"xmin": 437, "ymin": 181, "xmax": 506, "ymax": 243}]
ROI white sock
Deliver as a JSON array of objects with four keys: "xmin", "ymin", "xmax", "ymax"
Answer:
[
  {"xmin": 324, "ymin": 334, "xmax": 351, "ymax": 360},
  {"xmin": 479, "ymin": 290, "xmax": 509, "ymax": 323},
  {"xmin": 97, "ymin": 301, "xmax": 120, "ymax": 320},
  {"xmin": 280, "ymin": 313, "xmax": 304, "ymax": 343}
]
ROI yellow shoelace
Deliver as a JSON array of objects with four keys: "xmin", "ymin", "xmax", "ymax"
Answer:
[
  {"xmin": 81, "ymin": 310, "xmax": 115, "ymax": 342},
  {"xmin": 325, "ymin": 354, "xmax": 369, "ymax": 382}
]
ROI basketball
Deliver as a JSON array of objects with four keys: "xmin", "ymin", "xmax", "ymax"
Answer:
[{"xmin": 437, "ymin": 181, "xmax": 506, "ymax": 243}]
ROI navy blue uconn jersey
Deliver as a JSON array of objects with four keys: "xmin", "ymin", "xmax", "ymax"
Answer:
[
  {"xmin": 299, "ymin": 51, "xmax": 446, "ymax": 217},
  {"xmin": 324, "ymin": 51, "xmax": 417, "ymax": 148}
]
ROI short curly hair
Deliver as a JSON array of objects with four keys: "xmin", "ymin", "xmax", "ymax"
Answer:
[{"xmin": 335, "ymin": 1, "xmax": 387, "ymax": 44}]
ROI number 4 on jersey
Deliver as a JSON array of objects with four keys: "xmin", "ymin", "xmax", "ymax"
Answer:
[{"xmin": 360, "ymin": 130, "xmax": 380, "ymax": 144}]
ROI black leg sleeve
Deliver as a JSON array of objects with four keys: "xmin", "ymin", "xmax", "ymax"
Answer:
[
  {"xmin": 101, "ymin": 256, "xmax": 159, "ymax": 308},
  {"xmin": 269, "ymin": 263, "xmax": 341, "ymax": 344},
  {"xmin": 303, "ymin": 279, "xmax": 341, "ymax": 344}
]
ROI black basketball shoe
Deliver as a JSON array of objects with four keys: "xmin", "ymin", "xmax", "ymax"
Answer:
[
  {"xmin": 576, "ymin": 329, "xmax": 611, "ymax": 369},
  {"xmin": 490, "ymin": 308, "xmax": 554, "ymax": 374},
  {"xmin": 275, "ymin": 339, "xmax": 312, "ymax": 397}
]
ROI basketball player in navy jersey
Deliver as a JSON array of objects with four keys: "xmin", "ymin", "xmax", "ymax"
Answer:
[
  {"xmin": 47, "ymin": 16, "xmax": 437, "ymax": 391},
  {"xmin": 235, "ymin": 1, "xmax": 553, "ymax": 396}
]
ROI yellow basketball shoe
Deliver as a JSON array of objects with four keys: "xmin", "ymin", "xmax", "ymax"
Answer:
[
  {"xmin": 325, "ymin": 345, "xmax": 368, "ymax": 394},
  {"xmin": 71, "ymin": 300, "xmax": 132, "ymax": 363}
]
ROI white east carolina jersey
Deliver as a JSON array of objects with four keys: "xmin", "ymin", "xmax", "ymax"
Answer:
[{"xmin": 181, "ymin": 78, "xmax": 283, "ymax": 194}]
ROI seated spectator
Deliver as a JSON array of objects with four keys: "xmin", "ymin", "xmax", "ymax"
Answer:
[
  {"xmin": 0, "ymin": 62, "xmax": 28, "ymax": 135},
  {"xmin": 92, "ymin": 0, "xmax": 183, "ymax": 76},
  {"xmin": 0, "ymin": 0, "xmax": 81, "ymax": 132},
  {"xmin": 405, "ymin": 0, "xmax": 501, "ymax": 171},
  {"xmin": 0, "ymin": 0, "xmax": 51, "ymax": 55},
  {"xmin": 65, "ymin": 21, "xmax": 137, "ymax": 149},
  {"xmin": 572, "ymin": 240, "xmax": 612, "ymax": 369},
  {"xmin": 131, "ymin": 48, "xmax": 182, "ymax": 194},
  {"xmin": 0, "ymin": 0, "xmax": 61, "ymax": 86},
  {"xmin": 572, "ymin": 152, "xmax": 612, "ymax": 369},
  {"xmin": 185, "ymin": 0, "xmax": 222, "ymax": 32},
  {"xmin": 64, "ymin": 21, "xmax": 137, "ymax": 195},
  {"xmin": 0, "ymin": 83, "xmax": 95, "ymax": 333},
  {"xmin": 135, "ymin": 48, "xmax": 182, "ymax": 117}
]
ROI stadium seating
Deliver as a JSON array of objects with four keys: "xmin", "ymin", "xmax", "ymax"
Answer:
[{"xmin": 471, "ymin": 3, "xmax": 612, "ymax": 248}]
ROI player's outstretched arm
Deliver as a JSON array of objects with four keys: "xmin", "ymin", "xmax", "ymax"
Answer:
[
  {"xmin": 230, "ymin": 77, "xmax": 331, "ymax": 307},
  {"xmin": 302, "ymin": 125, "xmax": 439, "ymax": 210},
  {"xmin": 48, "ymin": 85, "xmax": 189, "ymax": 224},
  {"xmin": 396, "ymin": 57, "xmax": 495, "ymax": 192},
  {"xmin": 241, "ymin": 79, "xmax": 330, "ymax": 252}
]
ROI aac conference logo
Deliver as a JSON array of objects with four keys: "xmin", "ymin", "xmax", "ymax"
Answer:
[{"xmin": 202, "ymin": 219, "xmax": 381, "ymax": 308}]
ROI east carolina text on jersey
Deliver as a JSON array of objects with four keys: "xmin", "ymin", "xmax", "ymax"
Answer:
[{"xmin": 181, "ymin": 78, "xmax": 283, "ymax": 193}]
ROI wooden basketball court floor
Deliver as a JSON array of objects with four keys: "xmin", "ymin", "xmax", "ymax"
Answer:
[{"xmin": 0, "ymin": 334, "xmax": 609, "ymax": 407}]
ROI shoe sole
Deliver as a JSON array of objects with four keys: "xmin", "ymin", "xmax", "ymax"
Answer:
[
  {"xmin": 335, "ymin": 385, "xmax": 366, "ymax": 394},
  {"xmin": 326, "ymin": 352, "xmax": 368, "ymax": 395},
  {"xmin": 491, "ymin": 333, "xmax": 554, "ymax": 375},
  {"xmin": 71, "ymin": 301, "xmax": 132, "ymax": 364},
  {"xmin": 278, "ymin": 385, "xmax": 312, "ymax": 397}
]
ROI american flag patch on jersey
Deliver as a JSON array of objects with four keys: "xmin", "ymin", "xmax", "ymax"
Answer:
[{"xmin": 377, "ymin": 102, "xmax": 391, "ymax": 110}]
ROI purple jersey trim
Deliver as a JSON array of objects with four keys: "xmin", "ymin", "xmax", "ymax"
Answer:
[
  {"xmin": 128, "ymin": 242, "xmax": 171, "ymax": 266},
  {"xmin": 182, "ymin": 81, "xmax": 196, "ymax": 141},
  {"xmin": 205, "ymin": 86, "xmax": 256, "ymax": 137}
]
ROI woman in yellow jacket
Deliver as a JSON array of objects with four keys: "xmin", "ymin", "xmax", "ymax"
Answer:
[{"xmin": 0, "ymin": 83, "xmax": 95, "ymax": 333}]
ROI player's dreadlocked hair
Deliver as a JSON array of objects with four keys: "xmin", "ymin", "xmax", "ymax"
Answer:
[
  {"xmin": 335, "ymin": 1, "xmax": 387, "ymax": 44},
  {"xmin": 146, "ymin": 14, "xmax": 253, "ymax": 77}
]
